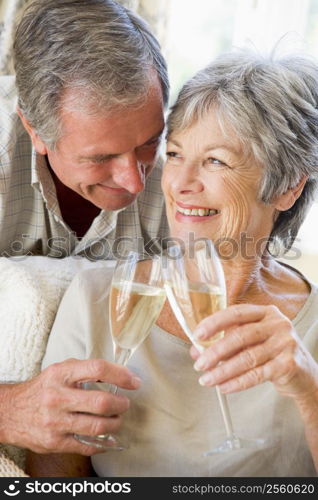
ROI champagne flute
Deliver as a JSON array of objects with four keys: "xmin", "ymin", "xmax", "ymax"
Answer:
[
  {"xmin": 75, "ymin": 251, "xmax": 165, "ymax": 451},
  {"xmin": 162, "ymin": 239, "xmax": 266, "ymax": 454}
]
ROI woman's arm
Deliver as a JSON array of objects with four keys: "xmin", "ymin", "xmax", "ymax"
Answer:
[
  {"xmin": 190, "ymin": 303, "xmax": 318, "ymax": 470},
  {"xmin": 294, "ymin": 392, "xmax": 318, "ymax": 471},
  {"xmin": 25, "ymin": 450, "xmax": 95, "ymax": 477}
]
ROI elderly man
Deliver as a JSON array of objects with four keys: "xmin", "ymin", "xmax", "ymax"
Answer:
[{"xmin": 0, "ymin": 0, "xmax": 168, "ymax": 457}]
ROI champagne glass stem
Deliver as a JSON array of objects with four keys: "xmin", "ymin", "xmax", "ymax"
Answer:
[
  {"xmin": 215, "ymin": 386, "xmax": 235, "ymax": 438},
  {"xmin": 108, "ymin": 346, "xmax": 132, "ymax": 395},
  {"xmin": 113, "ymin": 346, "xmax": 132, "ymax": 366}
]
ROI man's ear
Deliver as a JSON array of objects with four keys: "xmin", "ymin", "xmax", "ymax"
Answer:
[
  {"xmin": 16, "ymin": 107, "xmax": 48, "ymax": 155},
  {"xmin": 274, "ymin": 176, "xmax": 308, "ymax": 211}
]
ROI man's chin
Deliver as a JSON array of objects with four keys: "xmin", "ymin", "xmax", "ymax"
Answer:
[{"xmin": 96, "ymin": 194, "xmax": 137, "ymax": 212}]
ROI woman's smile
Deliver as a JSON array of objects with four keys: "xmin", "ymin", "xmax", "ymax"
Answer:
[{"xmin": 175, "ymin": 202, "xmax": 220, "ymax": 222}]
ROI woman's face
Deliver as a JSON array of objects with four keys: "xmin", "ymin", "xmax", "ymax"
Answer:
[{"xmin": 162, "ymin": 112, "xmax": 278, "ymax": 254}]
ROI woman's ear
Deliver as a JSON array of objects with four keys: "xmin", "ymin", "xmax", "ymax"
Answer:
[
  {"xmin": 274, "ymin": 176, "xmax": 308, "ymax": 211},
  {"xmin": 16, "ymin": 107, "xmax": 48, "ymax": 155}
]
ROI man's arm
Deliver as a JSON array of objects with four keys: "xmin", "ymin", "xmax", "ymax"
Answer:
[{"xmin": 25, "ymin": 451, "xmax": 94, "ymax": 477}]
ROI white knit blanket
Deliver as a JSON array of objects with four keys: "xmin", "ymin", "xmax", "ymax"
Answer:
[{"xmin": 0, "ymin": 256, "xmax": 114, "ymax": 476}]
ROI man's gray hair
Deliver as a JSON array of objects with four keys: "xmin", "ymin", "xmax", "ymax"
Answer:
[
  {"xmin": 13, "ymin": 0, "xmax": 169, "ymax": 149},
  {"xmin": 167, "ymin": 50, "xmax": 318, "ymax": 253}
]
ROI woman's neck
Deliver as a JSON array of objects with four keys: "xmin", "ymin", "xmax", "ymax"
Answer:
[
  {"xmin": 222, "ymin": 255, "xmax": 310, "ymax": 320},
  {"xmin": 156, "ymin": 254, "xmax": 310, "ymax": 340}
]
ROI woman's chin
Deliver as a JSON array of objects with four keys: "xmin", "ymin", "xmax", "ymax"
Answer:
[{"xmin": 168, "ymin": 228, "xmax": 216, "ymax": 245}]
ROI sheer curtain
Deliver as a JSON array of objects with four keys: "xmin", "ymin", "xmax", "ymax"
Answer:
[
  {"xmin": 0, "ymin": 0, "xmax": 30, "ymax": 74},
  {"xmin": 0, "ymin": 0, "xmax": 169, "ymax": 75}
]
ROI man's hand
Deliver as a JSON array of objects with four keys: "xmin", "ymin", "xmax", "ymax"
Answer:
[{"xmin": 0, "ymin": 358, "xmax": 141, "ymax": 454}]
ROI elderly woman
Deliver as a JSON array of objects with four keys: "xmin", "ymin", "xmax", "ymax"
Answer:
[{"xmin": 27, "ymin": 50, "xmax": 318, "ymax": 477}]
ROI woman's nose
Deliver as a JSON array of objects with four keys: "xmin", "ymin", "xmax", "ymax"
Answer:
[
  {"xmin": 172, "ymin": 163, "xmax": 204, "ymax": 194},
  {"xmin": 112, "ymin": 153, "xmax": 145, "ymax": 194}
]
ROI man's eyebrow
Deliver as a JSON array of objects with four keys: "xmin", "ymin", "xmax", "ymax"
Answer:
[
  {"xmin": 143, "ymin": 129, "xmax": 164, "ymax": 144},
  {"xmin": 78, "ymin": 129, "xmax": 165, "ymax": 162},
  {"xmin": 78, "ymin": 153, "xmax": 118, "ymax": 162}
]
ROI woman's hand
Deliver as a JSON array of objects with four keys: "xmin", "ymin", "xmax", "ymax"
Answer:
[{"xmin": 191, "ymin": 304, "xmax": 318, "ymax": 402}]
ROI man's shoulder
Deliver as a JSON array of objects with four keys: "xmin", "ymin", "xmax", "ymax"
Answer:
[
  {"xmin": 139, "ymin": 156, "xmax": 164, "ymax": 200},
  {"xmin": 0, "ymin": 76, "xmax": 29, "ymax": 166},
  {"xmin": 0, "ymin": 75, "xmax": 18, "ymax": 112},
  {"xmin": 0, "ymin": 75, "xmax": 21, "ymax": 147}
]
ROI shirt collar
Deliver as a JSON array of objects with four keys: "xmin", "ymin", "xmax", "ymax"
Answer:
[
  {"xmin": 31, "ymin": 149, "xmax": 61, "ymax": 215},
  {"xmin": 31, "ymin": 147, "xmax": 127, "ymax": 235}
]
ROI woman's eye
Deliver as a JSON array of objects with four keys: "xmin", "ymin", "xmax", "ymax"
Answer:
[
  {"xmin": 204, "ymin": 157, "xmax": 229, "ymax": 170},
  {"xmin": 166, "ymin": 151, "xmax": 182, "ymax": 163},
  {"xmin": 206, "ymin": 157, "xmax": 224, "ymax": 165}
]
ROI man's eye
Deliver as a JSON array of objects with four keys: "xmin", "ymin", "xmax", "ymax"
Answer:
[
  {"xmin": 143, "ymin": 138, "xmax": 160, "ymax": 148},
  {"xmin": 94, "ymin": 158, "xmax": 109, "ymax": 164}
]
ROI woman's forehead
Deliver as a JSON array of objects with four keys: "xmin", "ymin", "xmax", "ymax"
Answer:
[{"xmin": 168, "ymin": 112, "xmax": 242, "ymax": 151}]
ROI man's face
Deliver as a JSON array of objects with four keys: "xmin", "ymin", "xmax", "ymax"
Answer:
[{"xmin": 27, "ymin": 80, "xmax": 165, "ymax": 211}]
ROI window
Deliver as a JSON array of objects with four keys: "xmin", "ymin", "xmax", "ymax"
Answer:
[{"xmin": 164, "ymin": 0, "xmax": 318, "ymax": 281}]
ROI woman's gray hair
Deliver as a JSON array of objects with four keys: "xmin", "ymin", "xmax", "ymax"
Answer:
[
  {"xmin": 167, "ymin": 50, "xmax": 318, "ymax": 253},
  {"xmin": 13, "ymin": 0, "xmax": 169, "ymax": 149}
]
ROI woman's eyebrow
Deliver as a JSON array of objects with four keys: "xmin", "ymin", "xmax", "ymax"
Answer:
[
  {"xmin": 204, "ymin": 143, "xmax": 239, "ymax": 154},
  {"xmin": 167, "ymin": 138, "xmax": 239, "ymax": 155},
  {"xmin": 167, "ymin": 139, "xmax": 181, "ymax": 147}
]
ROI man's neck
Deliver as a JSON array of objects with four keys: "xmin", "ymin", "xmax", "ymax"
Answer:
[{"xmin": 48, "ymin": 162, "xmax": 101, "ymax": 238}]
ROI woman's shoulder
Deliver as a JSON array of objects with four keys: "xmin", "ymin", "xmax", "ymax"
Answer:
[
  {"xmin": 292, "ymin": 277, "xmax": 318, "ymax": 336},
  {"xmin": 68, "ymin": 264, "xmax": 115, "ymax": 301}
]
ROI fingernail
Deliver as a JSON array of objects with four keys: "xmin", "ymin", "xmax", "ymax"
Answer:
[
  {"xmin": 131, "ymin": 376, "xmax": 142, "ymax": 388},
  {"xmin": 194, "ymin": 327, "xmax": 207, "ymax": 341},
  {"xmin": 194, "ymin": 357, "xmax": 207, "ymax": 371},
  {"xmin": 199, "ymin": 373, "xmax": 214, "ymax": 386}
]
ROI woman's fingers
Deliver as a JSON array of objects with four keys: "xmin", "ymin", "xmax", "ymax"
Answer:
[
  {"xmin": 192, "ymin": 321, "xmax": 273, "ymax": 369},
  {"xmin": 196, "ymin": 335, "xmax": 285, "ymax": 387},
  {"xmin": 193, "ymin": 303, "xmax": 270, "ymax": 342},
  {"xmin": 189, "ymin": 303, "xmax": 315, "ymax": 398}
]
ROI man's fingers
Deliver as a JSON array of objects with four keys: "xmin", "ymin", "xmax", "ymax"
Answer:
[
  {"xmin": 31, "ymin": 410, "xmax": 124, "ymax": 454},
  {"xmin": 44, "ymin": 358, "xmax": 142, "ymax": 390},
  {"xmin": 66, "ymin": 386, "xmax": 130, "ymax": 415},
  {"xmin": 36, "ymin": 434, "xmax": 115, "ymax": 456},
  {"xmin": 66, "ymin": 412, "xmax": 123, "ymax": 437}
]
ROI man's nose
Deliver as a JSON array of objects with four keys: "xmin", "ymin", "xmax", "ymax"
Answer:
[{"xmin": 112, "ymin": 153, "xmax": 145, "ymax": 194}]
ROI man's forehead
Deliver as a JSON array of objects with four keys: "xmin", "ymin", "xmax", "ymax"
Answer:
[
  {"xmin": 60, "ymin": 71, "xmax": 164, "ymax": 117},
  {"xmin": 77, "ymin": 128, "xmax": 164, "ymax": 161}
]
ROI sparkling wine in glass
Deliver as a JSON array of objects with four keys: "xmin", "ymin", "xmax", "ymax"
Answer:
[
  {"xmin": 162, "ymin": 239, "xmax": 266, "ymax": 454},
  {"xmin": 75, "ymin": 251, "xmax": 165, "ymax": 450}
]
